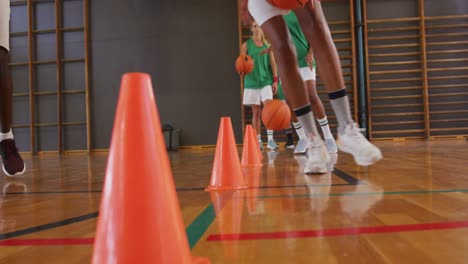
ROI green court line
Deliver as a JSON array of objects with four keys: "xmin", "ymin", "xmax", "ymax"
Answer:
[
  {"xmin": 184, "ymin": 189, "xmax": 468, "ymax": 249},
  {"xmin": 186, "ymin": 204, "xmax": 215, "ymax": 249},
  {"xmin": 257, "ymin": 189, "xmax": 468, "ymax": 199}
]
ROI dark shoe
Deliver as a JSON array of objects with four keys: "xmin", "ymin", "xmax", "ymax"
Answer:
[{"xmin": 0, "ymin": 139, "xmax": 26, "ymax": 177}]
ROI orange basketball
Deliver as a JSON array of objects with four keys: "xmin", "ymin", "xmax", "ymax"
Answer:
[
  {"xmin": 267, "ymin": 0, "xmax": 309, "ymax": 10},
  {"xmin": 235, "ymin": 54, "xmax": 254, "ymax": 75},
  {"xmin": 262, "ymin": 100, "xmax": 291, "ymax": 131}
]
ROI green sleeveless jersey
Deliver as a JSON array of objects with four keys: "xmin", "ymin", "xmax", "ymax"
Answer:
[
  {"xmin": 284, "ymin": 12, "xmax": 316, "ymax": 69},
  {"xmin": 244, "ymin": 38, "xmax": 274, "ymax": 89}
]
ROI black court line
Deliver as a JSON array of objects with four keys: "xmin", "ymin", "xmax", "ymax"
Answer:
[
  {"xmin": 4, "ymin": 190, "xmax": 102, "ymax": 195},
  {"xmin": 3, "ymin": 182, "xmax": 357, "ymax": 195},
  {"xmin": 333, "ymin": 168, "xmax": 360, "ymax": 185},
  {"xmin": 2, "ymin": 168, "xmax": 360, "ymax": 195},
  {"xmin": 0, "ymin": 212, "xmax": 98, "ymax": 241},
  {"xmin": 0, "ymin": 171, "xmax": 359, "ymax": 240}
]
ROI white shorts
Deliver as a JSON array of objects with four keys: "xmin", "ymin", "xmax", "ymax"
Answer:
[
  {"xmin": 0, "ymin": 0, "xmax": 10, "ymax": 51},
  {"xmin": 248, "ymin": 0, "xmax": 290, "ymax": 26},
  {"xmin": 243, "ymin": 85, "xmax": 273, "ymax": 105},
  {"xmin": 300, "ymin": 67, "xmax": 316, "ymax": 81}
]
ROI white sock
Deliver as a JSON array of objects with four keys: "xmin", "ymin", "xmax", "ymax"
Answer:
[
  {"xmin": 292, "ymin": 122, "xmax": 307, "ymax": 140},
  {"xmin": 267, "ymin": 130, "xmax": 274, "ymax": 141},
  {"xmin": 317, "ymin": 117, "xmax": 333, "ymax": 139},
  {"xmin": 0, "ymin": 129, "xmax": 14, "ymax": 141},
  {"xmin": 297, "ymin": 111, "xmax": 322, "ymax": 139},
  {"xmin": 257, "ymin": 134, "xmax": 262, "ymax": 143}
]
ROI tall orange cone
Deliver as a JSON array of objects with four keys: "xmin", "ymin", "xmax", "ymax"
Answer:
[
  {"xmin": 92, "ymin": 73, "xmax": 209, "ymax": 264},
  {"xmin": 252, "ymin": 128, "xmax": 263, "ymax": 158},
  {"xmin": 241, "ymin": 125, "xmax": 262, "ymax": 167},
  {"xmin": 206, "ymin": 117, "xmax": 247, "ymax": 191}
]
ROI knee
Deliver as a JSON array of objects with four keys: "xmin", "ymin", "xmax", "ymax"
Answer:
[
  {"xmin": 252, "ymin": 105, "xmax": 261, "ymax": 119},
  {"xmin": 309, "ymin": 92, "xmax": 320, "ymax": 105},
  {"xmin": 274, "ymin": 39, "xmax": 296, "ymax": 64}
]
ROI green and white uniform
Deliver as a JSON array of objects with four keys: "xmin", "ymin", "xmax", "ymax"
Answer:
[{"xmin": 243, "ymin": 38, "xmax": 274, "ymax": 105}]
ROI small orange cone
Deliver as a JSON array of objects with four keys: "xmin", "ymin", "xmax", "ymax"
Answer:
[
  {"xmin": 241, "ymin": 125, "xmax": 262, "ymax": 167},
  {"xmin": 92, "ymin": 73, "xmax": 209, "ymax": 264},
  {"xmin": 206, "ymin": 117, "xmax": 247, "ymax": 191}
]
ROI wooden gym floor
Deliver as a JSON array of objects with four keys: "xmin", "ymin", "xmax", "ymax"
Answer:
[{"xmin": 0, "ymin": 140, "xmax": 467, "ymax": 263}]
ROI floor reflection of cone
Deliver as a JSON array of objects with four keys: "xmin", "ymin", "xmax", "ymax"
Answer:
[
  {"xmin": 92, "ymin": 73, "xmax": 209, "ymax": 264},
  {"xmin": 206, "ymin": 117, "xmax": 247, "ymax": 191},
  {"xmin": 243, "ymin": 166, "xmax": 262, "ymax": 215},
  {"xmin": 210, "ymin": 191, "xmax": 245, "ymax": 263}
]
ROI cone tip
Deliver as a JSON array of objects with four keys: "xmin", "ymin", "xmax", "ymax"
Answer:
[{"xmin": 122, "ymin": 72, "xmax": 151, "ymax": 82}]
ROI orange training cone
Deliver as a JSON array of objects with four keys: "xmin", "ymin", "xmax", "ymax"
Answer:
[
  {"xmin": 206, "ymin": 117, "xmax": 247, "ymax": 191},
  {"xmin": 252, "ymin": 128, "xmax": 263, "ymax": 158},
  {"xmin": 92, "ymin": 73, "xmax": 209, "ymax": 264},
  {"xmin": 241, "ymin": 125, "xmax": 262, "ymax": 167}
]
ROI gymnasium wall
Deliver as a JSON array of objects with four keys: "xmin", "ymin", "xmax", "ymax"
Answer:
[
  {"xmin": 365, "ymin": 0, "xmax": 468, "ymax": 140},
  {"xmin": 9, "ymin": 0, "xmax": 242, "ymax": 152},
  {"xmin": 239, "ymin": 0, "xmax": 468, "ymax": 142},
  {"xmin": 8, "ymin": 0, "xmax": 467, "ymax": 152},
  {"xmin": 90, "ymin": 0, "xmax": 242, "ymax": 148}
]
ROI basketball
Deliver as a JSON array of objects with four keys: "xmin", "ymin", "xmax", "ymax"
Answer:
[
  {"xmin": 235, "ymin": 54, "xmax": 254, "ymax": 75},
  {"xmin": 261, "ymin": 99, "xmax": 291, "ymax": 131},
  {"xmin": 267, "ymin": 0, "xmax": 309, "ymax": 10}
]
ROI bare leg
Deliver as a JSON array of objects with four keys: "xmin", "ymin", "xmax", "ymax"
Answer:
[
  {"xmin": 251, "ymin": 104, "xmax": 262, "ymax": 137},
  {"xmin": 0, "ymin": 47, "xmax": 12, "ymax": 133},
  {"xmin": 306, "ymin": 79, "xmax": 326, "ymax": 119},
  {"xmin": 293, "ymin": 1, "xmax": 382, "ymax": 165},
  {"xmin": 0, "ymin": 47, "xmax": 26, "ymax": 177},
  {"xmin": 293, "ymin": 5, "xmax": 345, "ymax": 93},
  {"xmin": 261, "ymin": 16, "xmax": 321, "ymax": 141}
]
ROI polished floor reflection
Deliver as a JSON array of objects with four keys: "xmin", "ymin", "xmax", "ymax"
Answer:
[{"xmin": 1, "ymin": 140, "xmax": 468, "ymax": 263}]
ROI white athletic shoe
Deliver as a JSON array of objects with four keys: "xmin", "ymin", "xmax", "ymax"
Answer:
[
  {"xmin": 337, "ymin": 123, "xmax": 383, "ymax": 166},
  {"xmin": 304, "ymin": 138, "xmax": 330, "ymax": 174},
  {"xmin": 267, "ymin": 139, "xmax": 278, "ymax": 150},
  {"xmin": 324, "ymin": 138, "xmax": 338, "ymax": 154},
  {"xmin": 294, "ymin": 138, "xmax": 308, "ymax": 155}
]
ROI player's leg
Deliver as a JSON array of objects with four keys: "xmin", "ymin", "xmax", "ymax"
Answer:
[
  {"xmin": 294, "ymin": 2, "xmax": 382, "ymax": 165},
  {"xmin": 248, "ymin": 0, "xmax": 329, "ymax": 173},
  {"xmin": 0, "ymin": 2, "xmax": 26, "ymax": 177}
]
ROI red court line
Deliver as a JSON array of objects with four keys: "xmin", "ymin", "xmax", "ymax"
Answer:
[
  {"xmin": 0, "ymin": 238, "xmax": 94, "ymax": 246},
  {"xmin": 206, "ymin": 221, "xmax": 468, "ymax": 241}
]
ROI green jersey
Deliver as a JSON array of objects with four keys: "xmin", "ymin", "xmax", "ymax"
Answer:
[
  {"xmin": 284, "ymin": 12, "xmax": 316, "ymax": 69},
  {"xmin": 244, "ymin": 38, "xmax": 274, "ymax": 89}
]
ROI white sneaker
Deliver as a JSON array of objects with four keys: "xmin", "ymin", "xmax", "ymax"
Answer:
[
  {"xmin": 304, "ymin": 138, "xmax": 330, "ymax": 174},
  {"xmin": 294, "ymin": 138, "xmax": 308, "ymax": 154},
  {"xmin": 324, "ymin": 138, "xmax": 338, "ymax": 154},
  {"xmin": 337, "ymin": 123, "xmax": 383, "ymax": 166},
  {"xmin": 267, "ymin": 139, "xmax": 278, "ymax": 150}
]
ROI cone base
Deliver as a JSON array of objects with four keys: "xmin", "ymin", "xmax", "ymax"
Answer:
[
  {"xmin": 241, "ymin": 163, "xmax": 263, "ymax": 167},
  {"xmin": 205, "ymin": 185, "xmax": 248, "ymax": 191},
  {"xmin": 192, "ymin": 256, "xmax": 211, "ymax": 264}
]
